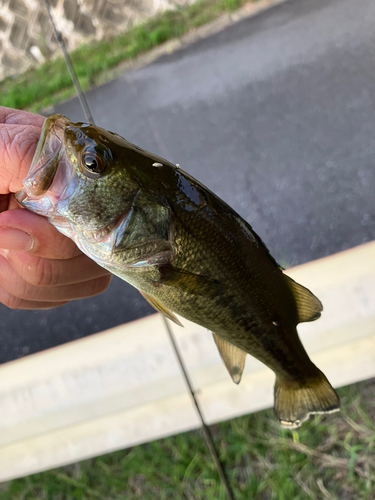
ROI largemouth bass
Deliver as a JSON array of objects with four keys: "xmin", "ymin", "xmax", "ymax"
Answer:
[{"xmin": 16, "ymin": 114, "xmax": 340, "ymax": 428}]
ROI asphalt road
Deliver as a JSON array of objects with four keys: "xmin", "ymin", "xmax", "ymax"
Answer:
[{"xmin": 1, "ymin": 0, "xmax": 374, "ymax": 363}]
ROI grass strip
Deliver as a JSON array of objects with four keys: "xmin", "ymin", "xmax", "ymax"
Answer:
[
  {"xmin": 0, "ymin": 0, "xmax": 253, "ymax": 114},
  {"xmin": 1, "ymin": 378, "xmax": 374, "ymax": 499}
]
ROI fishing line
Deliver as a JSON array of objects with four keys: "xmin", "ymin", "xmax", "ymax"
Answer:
[
  {"xmin": 43, "ymin": 4, "xmax": 235, "ymax": 499},
  {"xmin": 163, "ymin": 317, "xmax": 235, "ymax": 500},
  {"xmin": 42, "ymin": 0, "xmax": 95, "ymax": 125}
]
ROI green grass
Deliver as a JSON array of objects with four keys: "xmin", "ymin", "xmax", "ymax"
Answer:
[
  {"xmin": 0, "ymin": 0, "xmax": 252, "ymax": 114},
  {"xmin": 1, "ymin": 378, "xmax": 374, "ymax": 499}
]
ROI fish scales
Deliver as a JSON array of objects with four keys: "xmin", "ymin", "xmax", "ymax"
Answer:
[
  {"xmin": 150, "ymin": 205, "xmax": 313, "ymax": 378},
  {"xmin": 16, "ymin": 114, "xmax": 340, "ymax": 428}
]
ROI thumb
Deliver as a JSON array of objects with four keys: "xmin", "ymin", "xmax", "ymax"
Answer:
[{"xmin": 0, "ymin": 124, "xmax": 42, "ymax": 194}]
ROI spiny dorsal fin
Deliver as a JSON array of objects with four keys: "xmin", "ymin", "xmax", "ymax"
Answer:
[
  {"xmin": 139, "ymin": 291, "xmax": 183, "ymax": 327},
  {"xmin": 283, "ymin": 274, "xmax": 323, "ymax": 323},
  {"xmin": 212, "ymin": 333, "xmax": 247, "ymax": 384}
]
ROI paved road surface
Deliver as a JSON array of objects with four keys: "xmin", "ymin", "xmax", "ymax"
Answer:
[{"xmin": 1, "ymin": 0, "xmax": 374, "ymax": 363}]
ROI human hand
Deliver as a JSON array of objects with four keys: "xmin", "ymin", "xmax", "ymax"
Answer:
[{"xmin": 0, "ymin": 107, "xmax": 112, "ymax": 309}]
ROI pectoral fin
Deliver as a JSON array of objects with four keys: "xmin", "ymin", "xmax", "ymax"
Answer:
[
  {"xmin": 283, "ymin": 274, "xmax": 323, "ymax": 323},
  {"xmin": 156, "ymin": 264, "xmax": 220, "ymax": 296},
  {"xmin": 212, "ymin": 333, "xmax": 247, "ymax": 384},
  {"xmin": 139, "ymin": 291, "xmax": 183, "ymax": 327}
]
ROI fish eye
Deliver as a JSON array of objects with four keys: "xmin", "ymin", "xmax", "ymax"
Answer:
[
  {"xmin": 83, "ymin": 151, "xmax": 102, "ymax": 172},
  {"xmin": 81, "ymin": 146, "xmax": 110, "ymax": 177}
]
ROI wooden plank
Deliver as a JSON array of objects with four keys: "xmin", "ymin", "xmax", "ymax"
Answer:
[{"xmin": 0, "ymin": 241, "xmax": 374, "ymax": 482}]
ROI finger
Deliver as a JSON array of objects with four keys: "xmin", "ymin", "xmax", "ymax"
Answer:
[
  {"xmin": 0, "ymin": 255, "xmax": 112, "ymax": 302},
  {"xmin": 0, "ymin": 107, "xmax": 45, "ymax": 128},
  {"xmin": 4, "ymin": 250, "xmax": 111, "ymax": 287},
  {"xmin": 0, "ymin": 209, "xmax": 82, "ymax": 259},
  {"xmin": 0, "ymin": 287, "xmax": 69, "ymax": 310},
  {"xmin": 0, "ymin": 123, "xmax": 42, "ymax": 193}
]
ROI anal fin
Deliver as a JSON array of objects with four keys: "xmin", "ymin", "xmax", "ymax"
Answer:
[
  {"xmin": 212, "ymin": 333, "xmax": 247, "ymax": 384},
  {"xmin": 139, "ymin": 291, "xmax": 183, "ymax": 327}
]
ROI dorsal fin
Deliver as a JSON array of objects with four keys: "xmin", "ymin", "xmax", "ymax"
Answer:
[
  {"xmin": 212, "ymin": 333, "xmax": 247, "ymax": 384},
  {"xmin": 283, "ymin": 274, "xmax": 323, "ymax": 323},
  {"xmin": 139, "ymin": 291, "xmax": 183, "ymax": 327}
]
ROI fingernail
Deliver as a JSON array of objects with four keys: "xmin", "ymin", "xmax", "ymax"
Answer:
[{"xmin": 0, "ymin": 228, "xmax": 34, "ymax": 252}]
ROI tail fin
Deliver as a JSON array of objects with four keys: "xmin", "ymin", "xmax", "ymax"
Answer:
[{"xmin": 274, "ymin": 371, "xmax": 340, "ymax": 429}]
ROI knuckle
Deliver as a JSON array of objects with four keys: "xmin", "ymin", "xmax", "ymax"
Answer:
[
  {"xmin": 20, "ymin": 257, "xmax": 52, "ymax": 287},
  {"xmin": 2, "ymin": 291, "xmax": 25, "ymax": 310},
  {"xmin": 11, "ymin": 277, "xmax": 32, "ymax": 300},
  {"xmin": 17, "ymin": 255, "xmax": 62, "ymax": 288},
  {"xmin": 34, "ymin": 258, "xmax": 58, "ymax": 287}
]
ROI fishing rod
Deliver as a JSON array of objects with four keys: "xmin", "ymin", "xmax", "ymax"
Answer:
[
  {"xmin": 42, "ymin": 0, "xmax": 94, "ymax": 125},
  {"xmin": 43, "ymin": 2, "xmax": 236, "ymax": 498}
]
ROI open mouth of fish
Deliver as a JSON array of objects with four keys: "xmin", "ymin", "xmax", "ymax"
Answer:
[
  {"xmin": 16, "ymin": 115, "xmax": 72, "ymax": 215},
  {"xmin": 15, "ymin": 114, "xmax": 129, "ymax": 247}
]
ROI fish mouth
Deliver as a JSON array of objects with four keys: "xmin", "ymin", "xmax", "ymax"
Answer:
[{"xmin": 15, "ymin": 114, "xmax": 73, "ymax": 215}]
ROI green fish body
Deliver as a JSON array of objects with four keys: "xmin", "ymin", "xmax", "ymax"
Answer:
[{"xmin": 17, "ymin": 114, "xmax": 340, "ymax": 428}]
